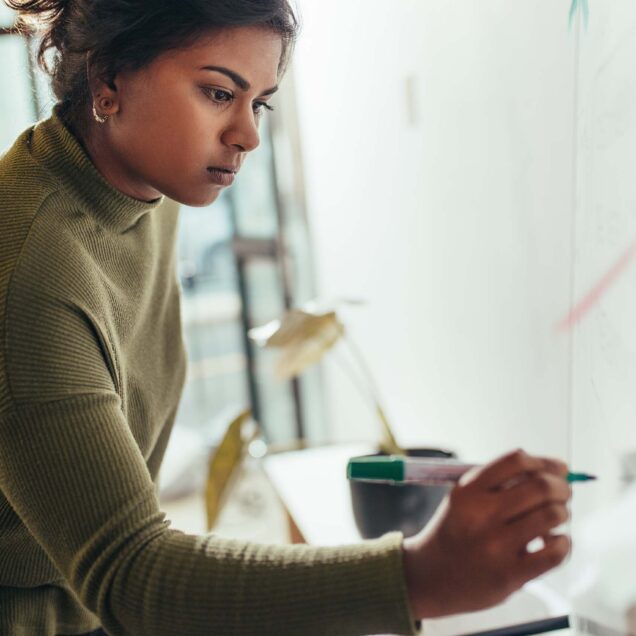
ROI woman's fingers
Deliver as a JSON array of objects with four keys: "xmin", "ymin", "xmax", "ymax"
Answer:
[
  {"xmin": 497, "ymin": 473, "xmax": 571, "ymax": 523},
  {"xmin": 468, "ymin": 449, "xmax": 568, "ymax": 492},
  {"xmin": 449, "ymin": 449, "xmax": 572, "ymax": 538},
  {"xmin": 517, "ymin": 534, "xmax": 571, "ymax": 583},
  {"xmin": 506, "ymin": 502, "xmax": 570, "ymax": 548}
]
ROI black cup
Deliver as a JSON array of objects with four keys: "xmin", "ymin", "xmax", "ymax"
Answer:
[{"xmin": 349, "ymin": 448, "xmax": 456, "ymax": 539}]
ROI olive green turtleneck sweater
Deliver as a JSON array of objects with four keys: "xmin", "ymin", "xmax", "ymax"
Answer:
[{"xmin": 0, "ymin": 107, "xmax": 416, "ymax": 636}]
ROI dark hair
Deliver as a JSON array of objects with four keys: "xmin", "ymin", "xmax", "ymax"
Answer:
[{"xmin": 5, "ymin": 0, "xmax": 299, "ymax": 134}]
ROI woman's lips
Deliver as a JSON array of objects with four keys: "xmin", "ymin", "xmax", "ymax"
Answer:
[{"xmin": 207, "ymin": 167, "xmax": 236, "ymax": 186}]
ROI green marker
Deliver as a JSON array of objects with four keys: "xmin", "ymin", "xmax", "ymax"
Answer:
[
  {"xmin": 347, "ymin": 455, "xmax": 597, "ymax": 486},
  {"xmin": 566, "ymin": 471, "xmax": 596, "ymax": 483}
]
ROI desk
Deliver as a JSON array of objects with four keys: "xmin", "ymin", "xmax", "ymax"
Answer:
[
  {"xmin": 264, "ymin": 443, "xmax": 572, "ymax": 636},
  {"xmin": 264, "ymin": 442, "xmax": 373, "ymax": 544}
]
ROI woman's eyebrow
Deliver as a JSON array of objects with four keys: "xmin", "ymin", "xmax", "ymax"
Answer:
[{"xmin": 199, "ymin": 65, "xmax": 278, "ymax": 96}]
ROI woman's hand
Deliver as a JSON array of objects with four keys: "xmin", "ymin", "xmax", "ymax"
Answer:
[{"xmin": 402, "ymin": 449, "xmax": 572, "ymax": 619}]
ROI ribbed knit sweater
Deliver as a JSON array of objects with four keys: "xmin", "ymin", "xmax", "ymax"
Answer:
[{"xmin": 0, "ymin": 107, "xmax": 416, "ymax": 636}]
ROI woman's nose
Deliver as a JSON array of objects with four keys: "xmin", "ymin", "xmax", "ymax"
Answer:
[{"xmin": 221, "ymin": 108, "xmax": 260, "ymax": 153}]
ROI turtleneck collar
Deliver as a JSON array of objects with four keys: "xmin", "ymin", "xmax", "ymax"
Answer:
[{"xmin": 28, "ymin": 104, "xmax": 165, "ymax": 233}]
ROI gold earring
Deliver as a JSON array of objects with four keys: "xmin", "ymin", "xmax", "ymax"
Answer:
[
  {"xmin": 92, "ymin": 96, "xmax": 112, "ymax": 124},
  {"xmin": 92, "ymin": 103, "xmax": 109, "ymax": 123}
]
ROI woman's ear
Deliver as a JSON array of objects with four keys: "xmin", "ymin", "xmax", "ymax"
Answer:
[{"xmin": 86, "ymin": 53, "xmax": 120, "ymax": 119}]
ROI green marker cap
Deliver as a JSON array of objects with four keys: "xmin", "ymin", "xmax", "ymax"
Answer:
[
  {"xmin": 566, "ymin": 471, "xmax": 596, "ymax": 483},
  {"xmin": 347, "ymin": 456, "xmax": 404, "ymax": 482}
]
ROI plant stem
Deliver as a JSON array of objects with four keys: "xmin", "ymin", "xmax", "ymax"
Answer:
[{"xmin": 341, "ymin": 334, "xmax": 405, "ymax": 455}]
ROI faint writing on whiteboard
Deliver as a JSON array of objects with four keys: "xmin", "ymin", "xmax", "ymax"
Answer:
[
  {"xmin": 569, "ymin": 0, "xmax": 590, "ymax": 27},
  {"xmin": 557, "ymin": 240, "xmax": 636, "ymax": 331}
]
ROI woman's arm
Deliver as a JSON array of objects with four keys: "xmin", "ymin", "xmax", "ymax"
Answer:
[{"xmin": 0, "ymin": 393, "xmax": 418, "ymax": 636}]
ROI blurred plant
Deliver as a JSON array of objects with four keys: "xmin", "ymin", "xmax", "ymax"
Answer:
[
  {"xmin": 249, "ymin": 301, "xmax": 405, "ymax": 455},
  {"xmin": 205, "ymin": 408, "xmax": 258, "ymax": 530}
]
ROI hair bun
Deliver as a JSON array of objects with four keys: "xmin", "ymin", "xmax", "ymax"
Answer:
[{"xmin": 4, "ymin": 0, "xmax": 70, "ymax": 30}]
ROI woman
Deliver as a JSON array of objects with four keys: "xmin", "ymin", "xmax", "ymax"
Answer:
[{"xmin": 0, "ymin": 1, "xmax": 572, "ymax": 634}]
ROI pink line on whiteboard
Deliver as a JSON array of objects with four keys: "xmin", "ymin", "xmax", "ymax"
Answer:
[{"xmin": 557, "ymin": 239, "xmax": 636, "ymax": 331}]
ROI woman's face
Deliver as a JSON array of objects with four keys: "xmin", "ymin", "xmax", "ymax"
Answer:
[{"xmin": 92, "ymin": 26, "xmax": 282, "ymax": 206}]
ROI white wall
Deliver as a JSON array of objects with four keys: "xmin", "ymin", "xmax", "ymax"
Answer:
[{"xmin": 293, "ymin": 0, "xmax": 577, "ymax": 465}]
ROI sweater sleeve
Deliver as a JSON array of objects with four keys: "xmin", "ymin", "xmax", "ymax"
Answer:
[
  {"xmin": 0, "ymin": 289, "xmax": 417, "ymax": 635},
  {"xmin": 0, "ymin": 396, "xmax": 417, "ymax": 636}
]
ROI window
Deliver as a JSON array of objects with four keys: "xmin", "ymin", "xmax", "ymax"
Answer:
[{"xmin": 0, "ymin": 8, "xmax": 36, "ymax": 151}]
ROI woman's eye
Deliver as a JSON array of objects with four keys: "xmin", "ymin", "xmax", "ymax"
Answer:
[
  {"xmin": 202, "ymin": 88, "xmax": 274, "ymax": 116},
  {"xmin": 253, "ymin": 101, "xmax": 275, "ymax": 115},
  {"xmin": 203, "ymin": 87, "xmax": 233, "ymax": 104}
]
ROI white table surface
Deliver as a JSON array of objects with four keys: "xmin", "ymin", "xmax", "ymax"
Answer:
[{"xmin": 264, "ymin": 442, "xmax": 373, "ymax": 545}]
